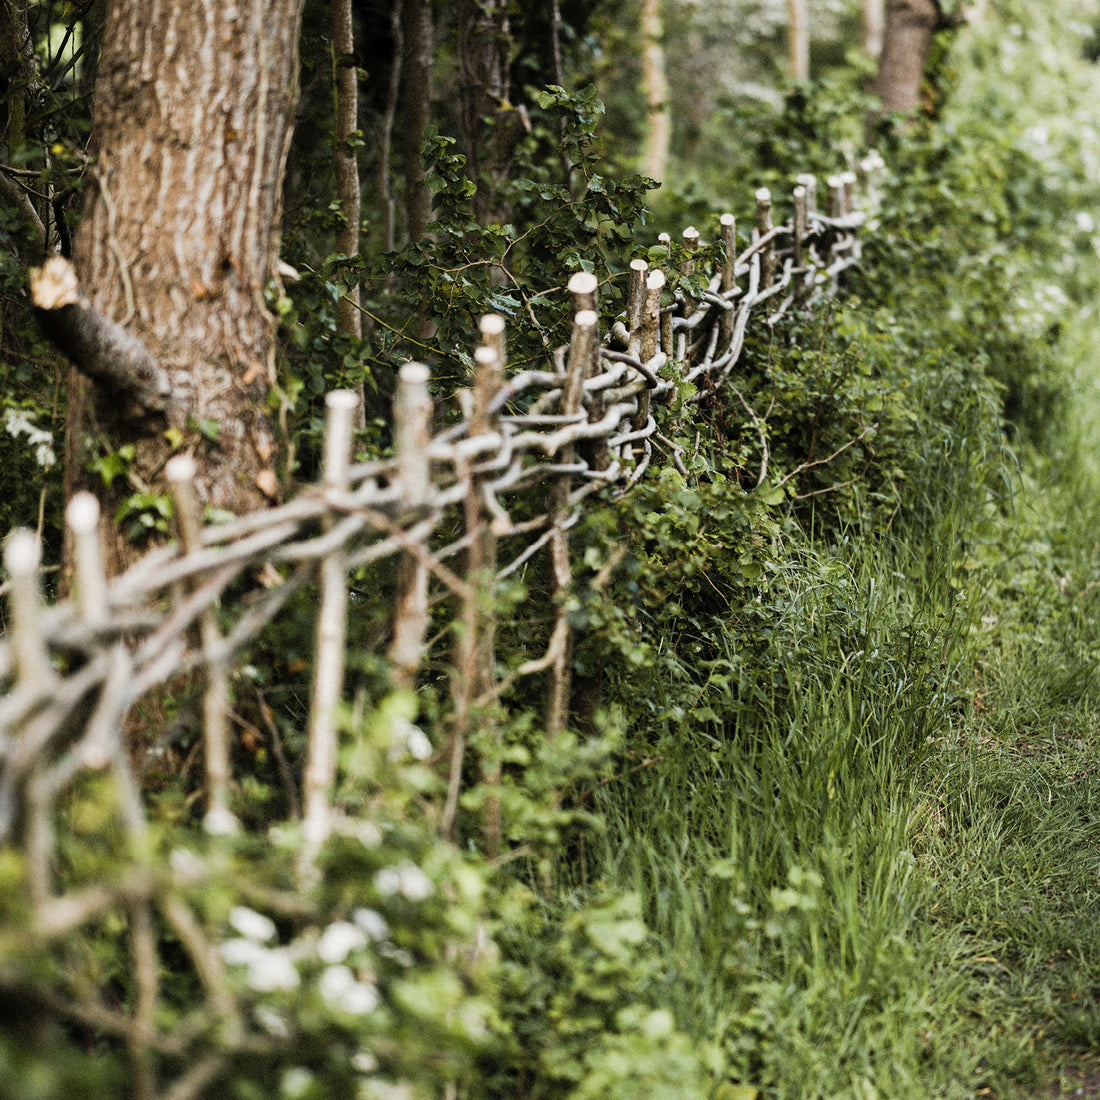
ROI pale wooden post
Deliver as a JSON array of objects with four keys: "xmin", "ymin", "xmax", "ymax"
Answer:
[
  {"xmin": 632, "ymin": 269, "xmax": 664, "ymax": 448},
  {"xmin": 841, "ymin": 171, "xmax": 857, "ymax": 216},
  {"xmin": 859, "ymin": 152, "xmax": 884, "ymax": 210},
  {"xmin": 720, "ymin": 213, "xmax": 738, "ymax": 350},
  {"xmin": 796, "ymin": 172, "xmax": 818, "ymax": 274},
  {"xmin": 640, "ymin": 270, "xmax": 665, "ymax": 364},
  {"xmin": 166, "ymin": 454, "xmax": 238, "ymax": 835},
  {"xmin": 66, "ymin": 493, "xmax": 107, "ymax": 627},
  {"xmin": 755, "ymin": 187, "xmax": 777, "ymax": 286},
  {"xmin": 389, "ymin": 363, "xmax": 433, "ymax": 688},
  {"xmin": 480, "ymin": 312, "xmax": 506, "ymax": 368},
  {"xmin": 66, "ymin": 493, "xmax": 118, "ymax": 772},
  {"xmin": 567, "ymin": 270, "xmax": 598, "ymax": 315},
  {"xmin": 302, "ymin": 389, "xmax": 358, "ymax": 857},
  {"xmin": 444, "ymin": 342, "xmax": 503, "ymax": 850},
  {"xmin": 5, "ymin": 530, "xmax": 52, "ymax": 687},
  {"xmin": 796, "ymin": 172, "xmax": 818, "ymax": 215},
  {"xmin": 626, "ymin": 257, "xmax": 649, "ymax": 340},
  {"xmin": 681, "ymin": 225, "xmax": 699, "ymax": 279},
  {"xmin": 828, "ymin": 174, "xmax": 845, "ymax": 219},
  {"xmin": 565, "ymin": 308, "xmax": 598, "ymax": 414},
  {"xmin": 545, "ymin": 308, "xmax": 599, "ymax": 740},
  {"xmin": 793, "ymin": 185, "xmax": 808, "ymax": 270},
  {"xmin": 4, "ymin": 530, "xmax": 53, "ymax": 910}
]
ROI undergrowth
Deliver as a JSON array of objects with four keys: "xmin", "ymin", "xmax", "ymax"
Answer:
[{"xmin": 7, "ymin": 3, "xmax": 1100, "ymax": 1098}]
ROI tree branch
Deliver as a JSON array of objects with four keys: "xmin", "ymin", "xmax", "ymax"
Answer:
[
  {"xmin": 30, "ymin": 257, "xmax": 174, "ymax": 414},
  {"xmin": 0, "ymin": 169, "xmax": 47, "ymax": 256}
]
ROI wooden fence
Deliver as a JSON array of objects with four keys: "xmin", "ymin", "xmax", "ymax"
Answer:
[{"xmin": 0, "ymin": 159, "xmax": 881, "ymax": 1094}]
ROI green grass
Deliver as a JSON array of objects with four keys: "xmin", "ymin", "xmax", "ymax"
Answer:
[
  {"xmin": 519, "ymin": 12, "xmax": 1100, "ymax": 1097},
  {"xmin": 563, "ymin": 306, "xmax": 1100, "ymax": 1097}
]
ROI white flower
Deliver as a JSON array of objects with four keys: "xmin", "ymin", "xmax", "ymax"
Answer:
[
  {"xmin": 246, "ymin": 948, "xmax": 300, "ymax": 993},
  {"xmin": 318, "ymin": 964, "xmax": 380, "ymax": 1014},
  {"xmin": 375, "ymin": 867, "xmax": 401, "ymax": 896},
  {"xmin": 351, "ymin": 1050, "xmax": 379, "ymax": 1075},
  {"xmin": 354, "ymin": 820, "xmax": 384, "ymax": 848},
  {"xmin": 281, "ymin": 1067, "xmax": 314, "ymax": 1099},
  {"xmin": 316, "ymin": 921, "xmax": 367, "ymax": 964},
  {"xmin": 221, "ymin": 938, "xmax": 300, "ymax": 992},
  {"xmin": 4, "ymin": 408, "xmax": 56, "ymax": 469},
  {"xmin": 352, "ymin": 908, "xmax": 390, "ymax": 941},
  {"xmin": 229, "ymin": 906, "xmax": 277, "ymax": 943},
  {"xmin": 168, "ymin": 848, "xmax": 203, "ymax": 879},
  {"xmin": 204, "ymin": 805, "xmax": 240, "ymax": 835},
  {"xmin": 397, "ymin": 863, "xmax": 433, "ymax": 900},
  {"xmin": 375, "ymin": 862, "xmax": 433, "ymax": 901},
  {"xmin": 220, "ymin": 937, "xmax": 267, "ymax": 968},
  {"xmin": 389, "ymin": 716, "xmax": 433, "ymax": 761}
]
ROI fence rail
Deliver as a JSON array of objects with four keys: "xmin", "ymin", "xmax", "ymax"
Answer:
[{"xmin": 0, "ymin": 158, "xmax": 882, "ymax": 1094}]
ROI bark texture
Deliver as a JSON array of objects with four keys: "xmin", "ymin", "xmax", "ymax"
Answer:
[
  {"xmin": 67, "ymin": 0, "xmax": 305, "ymax": 567},
  {"xmin": 400, "ymin": 0, "xmax": 433, "ymax": 243},
  {"xmin": 332, "ymin": 0, "xmax": 362, "ymax": 338},
  {"xmin": 869, "ymin": 0, "xmax": 943, "ymax": 112},
  {"xmin": 457, "ymin": 0, "xmax": 521, "ymax": 224}
]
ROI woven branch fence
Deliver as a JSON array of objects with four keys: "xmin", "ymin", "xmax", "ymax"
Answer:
[{"xmin": 0, "ymin": 159, "xmax": 881, "ymax": 1094}]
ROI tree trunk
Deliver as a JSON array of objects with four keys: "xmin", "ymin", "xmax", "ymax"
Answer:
[
  {"xmin": 788, "ymin": 0, "xmax": 810, "ymax": 80},
  {"xmin": 869, "ymin": 0, "xmax": 942, "ymax": 113},
  {"xmin": 640, "ymin": 0, "xmax": 670, "ymax": 184},
  {"xmin": 332, "ymin": 0, "xmax": 362, "ymax": 340},
  {"xmin": 0, "ymin": 0, "xmax": 49, "ymax": 257},
  {"xmin": 64, "ymin": 0, "xmax": 305, "ymax": 571},
  {"xmin": 863, "ymin": 0, "xmax": 886, "ymax": 58},
  {"xmin": 401, "ymin": 0, "xmax": 433, "ymax": 243},
  {"xmin": 457, "ymin": 0, "xmax": 515, "ymax": 224}
]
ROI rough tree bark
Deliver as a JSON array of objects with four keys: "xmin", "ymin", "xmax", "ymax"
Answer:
[
  {"xmin": 869, "ymin": 0, "xmax": 945, "ymax": 113},
  {"xmin": 457, "ymin": 0, "xmax": 524, "ymax": 225},
  {"xmin": 332, "ymin": 0, "xmax": 362, "ymax": 340},
  {"xmin": 0, "ymin": 0, "xmax": 49, "ymax": 256},
  {"xmin": 400, "ymin": 0, "xmax": 433, "ymax": 243},
  {"xmin": 53, "ymin": 0, "xmax": 305, "ymax": 572}
]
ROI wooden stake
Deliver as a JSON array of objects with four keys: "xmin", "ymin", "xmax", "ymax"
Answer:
[
  {"xmin": 390, "ymin": 363, "xmax": 433, "ymax": 688},
  {"xmin": 302, "ymin": 390, "xmax": 358, "ymax": 857},
  {"xmin": 755, "ymin": 187, "xmax": 777, "ymax": 286},
  {"xmin": 66, "ymin": 493, "xmax": 107, "ymax": 627},
  {"xmin": 167, "ymin": 453, "xmax": 237, "ymax": 836},
  {"xmin": 4, "ymin": 530, "xmax": 51, "ymax": 686}
]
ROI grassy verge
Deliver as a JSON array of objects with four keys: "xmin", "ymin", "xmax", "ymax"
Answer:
[
  {"xmin": 555, "ymin": 11, "xmax": 1100, "ymax": 1097},
  {"xmin": 911, "ymin": 309, "xmax": 1100, "ymax": 1098}
]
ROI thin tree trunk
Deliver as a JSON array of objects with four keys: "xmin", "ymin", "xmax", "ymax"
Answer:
[
  {"xmin": 640, "ymin": 0, "xmax": 670, "ymax": 184},
  {"xmin": 550, "ymin": 0, "xmax": 573, "ymax": 182},
  {"xmin": 332, "ymin": 0, "xmax": 362, "ymax": 340},
  {"xmin": 964, "ymin": 0, "xmax": 987, "ymax": 22},
  {"xmin": 788, "ymin": 0, "xmax": 810, "ymax": 80},
  {"xmin": 400, "ymin": 0, "xmax": 432, "ymax": 243},
  {"xmin": 863, "ymin": 0, "xmax": 886, "ymax": 57},
  {"xmin": 1, "ymin": 0, "xmax": 50, "ymax": 257},
  {"xmin": 457, "ymin": 0, "xmax": 513, "ymax": 224},
  {"xmin": 65, "ymin": 0, "xmax": 305, "ymax": 572},
  {"xmin": 379, "ymin": 0, "xmax": 403, "ymax": 255},
  {"xmin": 869, "ymin": 0, "xmax": 942, "ymax": 113}
]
